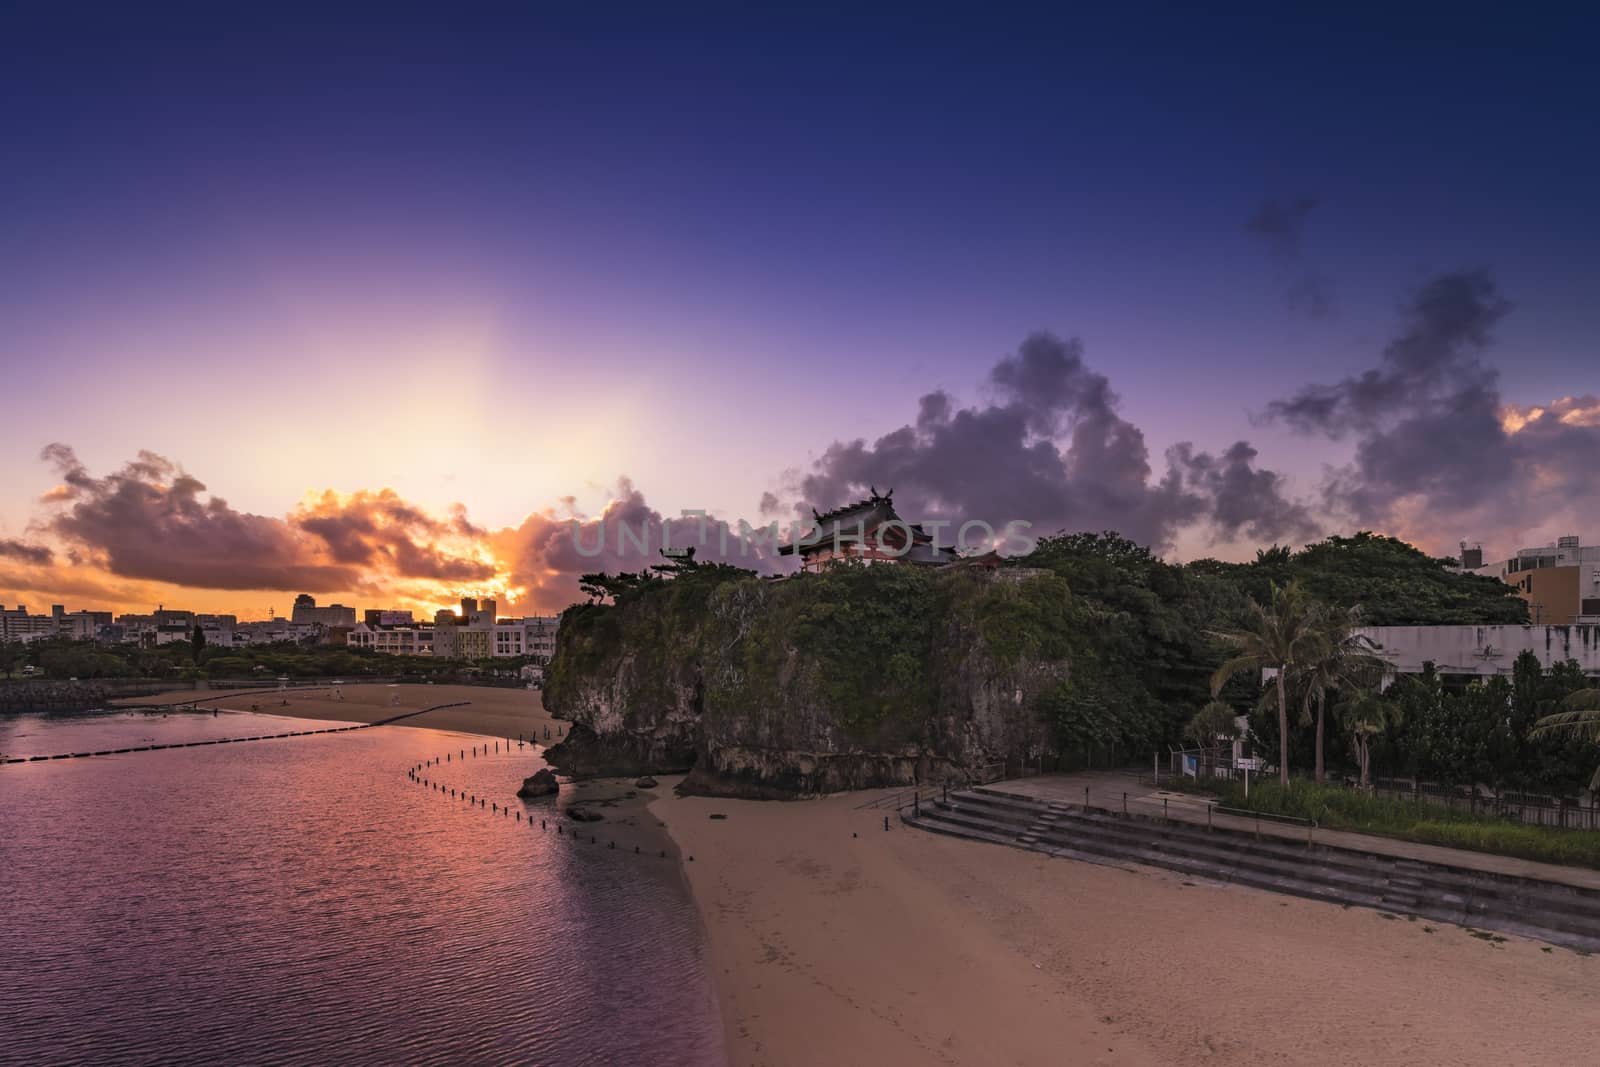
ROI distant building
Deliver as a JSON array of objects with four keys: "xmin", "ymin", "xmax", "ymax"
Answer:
[
  {"xmin": 1361, "ymin": 624, "xmax": 1600, "ymax": 680},
  {"xmin": 365, "ymin": 609, "xmax": 414, "ymax": 627},
  {"xmin": 0, "ymin": 605, "xmax": 56, "ymax": 642},
  {"xmin": 232, "ymin": 619, "xmax": 319, "ymax": 645},
  {"xmin": 56, "ymin": 610, "xmax": 113, "ymax": 641},
  {"xmin": 777, "ymin": 489, "xmax": 960, "ymax": 572},
  {"xmin": 346, "ymin": 622, "xmax": 434, "ymax": 656},
  {"xmin": 289, "ymin": 594, "xmax": 357, "ymax": 628},
  {"xmin": 435, "ymin": 625, "xmax": 491, "ymax": 659},
  {"xmin": 1465, "ymin": 535, "xmax": 1600, "ymax": 624}
]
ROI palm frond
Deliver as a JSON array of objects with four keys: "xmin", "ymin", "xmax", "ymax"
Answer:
[{"xmin": 1532, "ymin": 707, "xmax": 1600, "ymax": 741}]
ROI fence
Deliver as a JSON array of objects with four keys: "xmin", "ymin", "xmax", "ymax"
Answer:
[
  {"xmin": 1162, "ymin": 745, "xmax": 1254, "ymax": 784},
  {"xmin": 1367, "ymin": 776, "xmax": 1600, "ymax": 832}
]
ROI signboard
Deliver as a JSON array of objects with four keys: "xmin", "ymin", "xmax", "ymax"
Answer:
[
  {"xmin": 1236, "ymin": 757, "xmax": 1262, "ymax": 771},
  {"xmin": 1182, "ymin": 755, "xmax": 1198, "ymax": 777}
]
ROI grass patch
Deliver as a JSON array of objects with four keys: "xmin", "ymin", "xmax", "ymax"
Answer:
[{"xmin": 1174, "ymin": 778, "xmax": 1600, "ymax": 870}]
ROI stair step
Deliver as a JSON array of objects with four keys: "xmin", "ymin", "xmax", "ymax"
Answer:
[{"xmin": 907, "ymin": 788, "xmax": 1600, "ymax": 953}]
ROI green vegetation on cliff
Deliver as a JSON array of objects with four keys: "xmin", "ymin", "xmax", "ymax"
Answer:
[
  {"xmin": 543, "ymin": 530, "xmax": 1539, "ymax": 791},
  {"xmin": 1189, "ymin": 532, "xmax": 1528, "ymax": 626}
]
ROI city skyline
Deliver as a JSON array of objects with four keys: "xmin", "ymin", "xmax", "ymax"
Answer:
[{"xmin": 4, "ymin": 7, "xmax": 1598, "ymax": 616}]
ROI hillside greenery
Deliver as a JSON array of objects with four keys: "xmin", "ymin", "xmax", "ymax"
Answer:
[{"xmin": 548, "ymin": 528, "xmax": 1556, "ymax": 778}]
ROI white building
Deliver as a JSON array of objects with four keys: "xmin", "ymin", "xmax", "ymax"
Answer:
[
  {"xmin": 1360, "ymin": 624, "xmax": 1600, "ymax": 680},
  {"xmin": 346, "ymin": 622, "xmax": 434, "ymax": 656},
  {"xmin": 338, "ymin": 605, "xmax": 559, "ymax": 661}
]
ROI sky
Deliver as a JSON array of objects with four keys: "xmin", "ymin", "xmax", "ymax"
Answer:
[{"xmin": 2, "ymin": 4, "xmax": 1597, "ymax": 617}]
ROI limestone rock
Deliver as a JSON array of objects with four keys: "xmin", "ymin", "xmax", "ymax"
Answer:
[{"xmin": 516, "ymin": 768, "xmax": 559, "ymax": 799}]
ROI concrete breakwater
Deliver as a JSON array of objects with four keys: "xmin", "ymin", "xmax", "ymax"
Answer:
[{"xmin": 0, "ymin": 678, "xmax": 176, "ymax": 711}]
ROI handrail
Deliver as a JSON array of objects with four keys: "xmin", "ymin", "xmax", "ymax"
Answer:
[{"xmin": 1214, "ymin": 804, "xmax": 1315, "ymax": 828}]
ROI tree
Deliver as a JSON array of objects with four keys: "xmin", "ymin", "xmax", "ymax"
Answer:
[
  {"xmin": 1209, "ymin": 581, "xmax": 1324, "ymax": 786},
  {"xmin": 1532, "ymin": 688, "xmax": 1600, "ymax": 792},
  {"xmin": 1340, "ymin": 689, "xmax": 1400, "ymax": 789},
  {"xmin": 1190, "ymin": 532, "xmax": 1528, "ymax": 626},
  {"xmin": 1184, "ymin": 699, "xmax": 1241, "ymax": 745},
  {"xmin": 1297, "ymin": 603, "xmax": 1386, "ymax": 783},
  {"xmin": 191, "ymin": 625, "xmax": 206, "ymax": 665}
]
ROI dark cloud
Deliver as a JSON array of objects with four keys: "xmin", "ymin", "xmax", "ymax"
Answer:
[
  {"xmin": 0, "ymin": 539, "xmax": 53, "ymax": 565},
  {"xmin": 1247, "ymin": 196, "xmax": 1319, "ymax": 256},
  {"xmin": 38, "ymin": 446, "xmax": 492, "ymax": 593},
  {"xmin": 1247, "ymin": 195, "xmax": 1334, "ymax": 317},
  {"xmin": 1266, "ymin": 272, "xmax": 1600, "ymax": 551},
  {"xmin": 1166, "ymin": 442, "xmax": 1319, "ymax": 543},
  {"xmin": 777, "ymin": 332, "xmax": 1312, "ymax": 552},
  {"xmin": 294, "ymin": 489, "xmax": 494, "ymax": 582},
  {"xmin": 1267, "ymin": 271, "xmax": 1507, "ymax": 438}
]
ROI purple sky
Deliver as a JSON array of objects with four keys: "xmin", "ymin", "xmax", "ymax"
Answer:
[{"xmin": 2, "ymin": 6, "xmax": 1597, "ymax": 613}]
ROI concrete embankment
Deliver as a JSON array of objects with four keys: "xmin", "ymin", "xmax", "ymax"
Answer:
[{"xmin": 907, "ymin": 785, "xmax": 1600, "ymax": 952}]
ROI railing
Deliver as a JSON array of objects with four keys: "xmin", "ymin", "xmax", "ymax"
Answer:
[
  {"xmin": 1366, "ymin": 776, "xmax": 1600, "ymax": 832},
  {"xmin": 856, "ymin": 784, "xmax": 943, "ymax": 813}
]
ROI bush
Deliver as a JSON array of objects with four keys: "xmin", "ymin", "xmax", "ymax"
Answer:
[{"xmin": 1193, "ymin": 778, "xmax": 1600, "ymax": 869}]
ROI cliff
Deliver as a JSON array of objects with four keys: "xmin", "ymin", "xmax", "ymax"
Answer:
[{"xmin": 544, "ymin": 563, "xmax": 1077, "ymax": 797}]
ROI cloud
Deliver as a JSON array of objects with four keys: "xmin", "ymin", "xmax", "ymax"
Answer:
[
  {"xmin": 1166, "ymin": 441, "xmax": 1319, "ymax": 544},
  {"xmin": 36, "ymin": 445, "xmax": 495, "ymax": 596},
  {"xmin": 1267, "ymin": 271, "xmax": 1507, "ymax": 438},
  {"xmin": 1266, "ymin": 272, "xmax": 1600, "ymax": 553},
  {"xmin": 775, "ymin": 332, "xmax": 1314, "ymax": 552},
  {"xmin": 1247, "ymin": 197, "xmax": 1319, "ymax": 256},
  {"xmin": 1247, "ymin": 195, "xmax": 1333, "ymax": 317},
  {"xmin": 498, "ymin": 478, "xmax": 783, "ymax": 607},
  {"xmin": 293, "ymin": 489, "xmax": 493, "ymax": 582},
  {"xmin": 0, "ymin": 539, "xmax": 53, "ymax": 565}
]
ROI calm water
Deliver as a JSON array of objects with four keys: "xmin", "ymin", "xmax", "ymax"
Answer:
[{"xmin": 0, "ymin": 709, "xmax": 725, "ymax": 1066}]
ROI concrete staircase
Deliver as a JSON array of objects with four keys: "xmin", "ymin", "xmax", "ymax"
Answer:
[{"xmin": 906, "ymin": 786, "xmax": 1600, "ymax": 953}]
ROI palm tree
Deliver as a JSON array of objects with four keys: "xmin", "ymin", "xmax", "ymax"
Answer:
[
  {"xmin": 1209, "ymin": 581, "xmax": 1324, "ymax": 787},
  {"xmin": 1531, "ymin": 689, "xmax": 1600, "ymax": 791},
  {"xmin": 1298, "ymin": 604, "xmax": 1387, "ymax": 783},
  {"xmin": 1341, "ymin": 688, "xmax": 1400, "ymax": 789}
]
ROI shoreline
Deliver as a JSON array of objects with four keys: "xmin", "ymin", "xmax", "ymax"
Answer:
[{"xmin": 649, "ymin": 785, "xmax": 1598, "ymax": 1066}]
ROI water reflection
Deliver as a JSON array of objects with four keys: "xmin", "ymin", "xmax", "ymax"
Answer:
[{"xmin": 0, "ymin": 710, "xmax": 724, "ymax": 1065}]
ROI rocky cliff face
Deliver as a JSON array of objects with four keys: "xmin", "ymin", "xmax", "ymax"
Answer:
[{"xmin": 544, "ymin": 565, "xmax": 1069, "ymax": 797}]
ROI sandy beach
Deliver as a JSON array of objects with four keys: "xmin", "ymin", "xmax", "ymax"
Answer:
[
  {"xmin": 119, "ymin": 683, "xmax": 560, "ymax": 742},
  {"xmin": 114, "ymin": 686, "xmax": 1600, "ymax": 1063},
  {"xmin": 651, "ymin": 784, "xmax": 1600, "ymax": 1067}
]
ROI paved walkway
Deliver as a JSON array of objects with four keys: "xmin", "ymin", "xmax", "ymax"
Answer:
[{"xmin": 989, "ymin": 771, "xmax": 1600, "ymax": 893}]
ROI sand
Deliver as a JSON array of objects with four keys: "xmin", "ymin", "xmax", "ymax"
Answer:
[
  {"xmin": 112, "ymin": 685, "xmax": 1600, "ymax": 1062},
  {"xmin": 652, "ymin": 784, "xmax": 1600, "ymax": 1067},
  {"xmin": 119, "ymin": 683, "xmax": 561, "ymax": 743}
]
